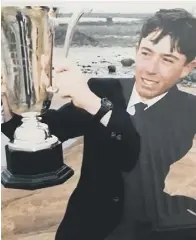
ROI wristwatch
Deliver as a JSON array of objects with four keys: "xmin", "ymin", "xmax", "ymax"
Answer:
[{"xmin": 94, "ymin": 97, "xmax": 113, "ymax": 122}]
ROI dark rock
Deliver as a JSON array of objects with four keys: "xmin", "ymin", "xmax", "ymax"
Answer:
[
  {"xmin": 54, "ymin": 25, "xmax": 98, "ymax": 47},
  {"xmin": 106, "ymin": 17, "xmax": 113, "ymax": 24},
  {"xmin": 100, "ymin": 60, "xmax": 107, "ymax": 63},
  {"xmin": 73, "ymin": 31, "xmax": 99, "ymax": 46},
  {"xmin": 108, "ymin": 65, "xmax": 116, "ymax": 73},
  {"xmin": 82, "ymin": 65, "xmax": 91, "ymax": 68},
  {"xmin": 121, "ymin": 58, "xmax": 135, "ymax": 67}
]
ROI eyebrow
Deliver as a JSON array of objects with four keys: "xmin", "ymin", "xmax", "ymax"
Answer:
[{"xmin": 141, "ymin": 47, "xmax": 180, "ymax": 61}]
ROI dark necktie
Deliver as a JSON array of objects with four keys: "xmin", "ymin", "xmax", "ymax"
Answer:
[{"xmin": 134, "ymin": 102, "xmax": 147, "ymax": 116}]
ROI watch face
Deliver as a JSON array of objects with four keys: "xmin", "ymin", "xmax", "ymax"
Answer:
[{"xmin": 102, "ymin": 98, "xmax": 113, "ymax": 109}]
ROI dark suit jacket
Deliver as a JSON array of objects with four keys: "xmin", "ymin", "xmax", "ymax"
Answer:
[
  {"xmin": 1, "ymin": 77, "xmax": 141, "ymax": 240},
  {"xmin": 105, "ymin": 78, "xmax": 196, "ymax": 240}
]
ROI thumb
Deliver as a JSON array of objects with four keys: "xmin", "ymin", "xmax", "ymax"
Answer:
[
  {"xmin": 55, "ymin": 67, "xmax": 68, "ymax": 73},
  {"xmin": 55, "ymin": 58, "xmax": 80, "ymax": 73}
]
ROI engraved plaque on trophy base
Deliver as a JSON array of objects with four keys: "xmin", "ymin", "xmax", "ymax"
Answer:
[{"xmin": 1, "ymin": 143, "xmax": 74, "ymax": 190}]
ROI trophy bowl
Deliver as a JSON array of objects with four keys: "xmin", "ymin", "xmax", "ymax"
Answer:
[
  {"xmin": 1, "ymin": 6, "xmax": 89, "ymax": 190},
  {"xmin": 1, "ymin": 6, "xmax": 60, "ymax": 151},
  {"xmin": 1, "ymin": 7, "xmax": 54, "ymax": 115}
]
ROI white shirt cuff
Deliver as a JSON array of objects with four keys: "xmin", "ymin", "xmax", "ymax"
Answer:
[{"xmin": 100, "ymin": 110, "xmax": 112, "ymax": 127}]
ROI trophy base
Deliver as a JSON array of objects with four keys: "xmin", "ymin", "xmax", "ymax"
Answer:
[{"xmin": 1, "ymin": 143, "xmax": 74, "ymax": 190}]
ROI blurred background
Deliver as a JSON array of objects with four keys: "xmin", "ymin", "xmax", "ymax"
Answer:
[{"xmin": 50, "ymin": 2, "xmax": 196, "ymax": 84}]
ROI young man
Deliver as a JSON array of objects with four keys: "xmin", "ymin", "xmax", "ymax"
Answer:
[
  {"xmin": 104, "ymin": 8, "xmax": 196, "ymax": 240},
  {"xmin": 1, "ymin": 8, "xmax": 196, "ymax": 240}
]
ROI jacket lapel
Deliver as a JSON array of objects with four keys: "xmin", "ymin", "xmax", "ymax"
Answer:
[{"xmin": 113, "ymin": 77, "xmax": 135, "ymax": 108}]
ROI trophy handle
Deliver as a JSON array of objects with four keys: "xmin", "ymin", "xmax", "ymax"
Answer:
[
  {"xmin": 43, "ymin": 8, "xmax": 92, "ymax": 111},
  {"xmin": 50, "ymin": 8, "xmax": 93, "ymax": 58},
  {"xmin": 63, "ymin": 9, "xmax": 93, "ymax": 58}
]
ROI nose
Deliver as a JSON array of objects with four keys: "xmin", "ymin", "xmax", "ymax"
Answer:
[{"xmin": 146, "ymin": 57, "xmax": 159, "ymax": 75}]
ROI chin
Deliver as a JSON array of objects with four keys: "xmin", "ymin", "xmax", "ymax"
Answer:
[{"xmin": 137, "ymin": 87, "xmax": 158, "ymax": 99}]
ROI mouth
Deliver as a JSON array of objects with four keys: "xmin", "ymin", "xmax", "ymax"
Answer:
[{"xmin": 141, "ymin": 77, "xmax": 158, "ymax": 87}]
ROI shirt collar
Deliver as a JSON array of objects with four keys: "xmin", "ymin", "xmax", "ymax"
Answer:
[{"xmin": 127, "ymin": 83, "xmax": 168, "ymax": 109}]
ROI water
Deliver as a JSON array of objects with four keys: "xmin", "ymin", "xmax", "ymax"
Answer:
[{"xmin": 57, "ymin": 17, "xmax": 141, "ymax": 24}]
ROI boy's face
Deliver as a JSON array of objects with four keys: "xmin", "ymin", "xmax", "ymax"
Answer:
[{"xmin": 135, "ymin": 30, "xmax": 194, "ymax": 100}]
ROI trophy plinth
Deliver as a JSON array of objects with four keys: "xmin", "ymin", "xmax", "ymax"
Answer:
[
  {"xmin": 1, "ymin": 143, "xmax": 74, "ymax": 190},
  {"xmin": 1, "ymin": 111, "xmax": 74, "ymax": 190},
  {"xmin": 1, "ymin": 6, "xmax": 88, "ymax": 190}
]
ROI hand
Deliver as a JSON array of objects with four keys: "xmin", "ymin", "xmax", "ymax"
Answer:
[
  {"xmin": 54, "ymin": 59, "xmax": 101, "ymax": 114},
  {"xmin": 1, "ymin": 75, "xmax": 6, "ymax": 97},
  {"xmin": 1, "ymin": 74, "xmax": 14, "ymax": 121}
]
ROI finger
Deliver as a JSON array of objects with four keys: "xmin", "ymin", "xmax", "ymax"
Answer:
[
  {"xmin": 58, "ymin": 90, "xmax": 71, "ymax": 98},
  {"xmin": 1, "ymin": 83, "xmax": 6, "ymax": 93},
  {"xmin": 55, "ymin": 58, "xmax": 79, "ymax": 72},
  {"xmin": 55, "ymin": 68, "xmax": 68, "ymax": 73},
  {"xmin": 61, "ymin": 95, "xmax": 71, "ymax": 99}
]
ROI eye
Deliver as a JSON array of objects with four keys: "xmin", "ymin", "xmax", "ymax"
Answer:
[
  {"xmin": 141, "ymin": 51, "xmax": 150, "ymax": 56},
  {"xmin": 163, "ymin": 58, "xmax": 174, "ymax": 63}
]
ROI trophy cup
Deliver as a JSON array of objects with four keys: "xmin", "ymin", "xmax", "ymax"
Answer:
[{"xmin": 1, "ymin": 6, "xmax": 89, "ymax": 190}]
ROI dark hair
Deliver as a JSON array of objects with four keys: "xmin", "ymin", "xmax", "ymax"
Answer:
[{"xmin": 139, "ymin": 8, "xmax": 196, "ymax": 63}]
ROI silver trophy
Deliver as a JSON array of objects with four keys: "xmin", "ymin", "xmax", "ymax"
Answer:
[{"xmin": 1, "ymin": 6, "xmax": 91, "ymax": 190}]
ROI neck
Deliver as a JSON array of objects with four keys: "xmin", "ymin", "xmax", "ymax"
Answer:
[
  {"xmin": 134, "ymin": 85, "xmax": 168, "ymax": 103},
  {"xmin": 139, "ymin": 95, "xmax": 149, "ymax": 103},
  {"xmin": 134, "ymin": 85, "xmax": 150, "ymax": 102}
]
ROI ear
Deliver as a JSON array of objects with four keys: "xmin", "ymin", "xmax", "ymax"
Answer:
[{"xmin": 180, "ymin": 59, "xmax": 196, "ymax": 79}]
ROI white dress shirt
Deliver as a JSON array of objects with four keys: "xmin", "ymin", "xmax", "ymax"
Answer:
[{"xmin": 101, "ymin": 83, "xmax": 168, "ymax": 126}]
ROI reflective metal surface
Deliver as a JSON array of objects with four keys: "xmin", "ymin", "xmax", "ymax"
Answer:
[
  {"xmin": 1, "ymin": 7, "xmax": 55, "ymax": 115},
  {"xmin": 64, "ymin": 9, "xmax": 92, "ymax": 57},
  {"xmin": 1, "ymin": 6, "xmax": 91, "ymax": 150}
]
